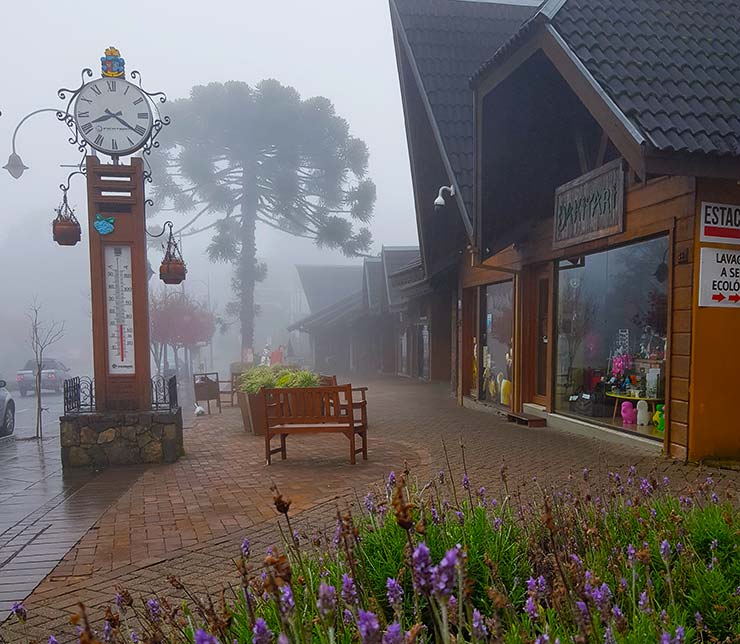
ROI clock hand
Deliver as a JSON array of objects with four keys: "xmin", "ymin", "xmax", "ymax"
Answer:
[
  {"xmin": 91, "ymin": 109, "xmax": 123, "ymax": 124},
  {"xmin": 109, "ymin": 114, "xmax": 137, "ymax": 131}
]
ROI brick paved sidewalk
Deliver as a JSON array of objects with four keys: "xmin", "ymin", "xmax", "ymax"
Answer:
[{"xmin": 1, "ymin": 377, "xmax": 737, "ymax": 643}]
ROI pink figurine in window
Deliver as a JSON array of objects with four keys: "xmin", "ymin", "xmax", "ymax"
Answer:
[{"xmin": 621, "ymin": 401, "xmax": 637, "ymax": 425}]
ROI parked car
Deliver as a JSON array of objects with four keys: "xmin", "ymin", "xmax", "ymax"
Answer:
[
  {"xmin": 0, "ymin": 379, "xmax": 14, "ymax": 436},
  {"xmin": 16, "ymin": 358, "xmax": 70, "ymax": 396}
]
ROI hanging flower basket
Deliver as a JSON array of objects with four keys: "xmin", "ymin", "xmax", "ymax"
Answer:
[
  {"xmin": 160, "ymin": 258, "xmax": 187, "ymax": 284},
  {"xmin": 52, "ymin": 195, "xmax": 81, "ymax": 246}
]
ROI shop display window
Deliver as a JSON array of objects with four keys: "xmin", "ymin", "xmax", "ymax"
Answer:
[
  {"xmin": 398, "ymin": 330, "xmax": 408, "ymax": 375},
  {"xmin": 555, "ymin": 237, "xmax": 668, "ymax": 438},
  {"xmin": 481, "ymin": 281, "xmax": 514, "ymax": 407}
]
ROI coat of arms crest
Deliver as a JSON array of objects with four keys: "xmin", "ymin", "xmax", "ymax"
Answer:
[{"xmin": 101, "ymin": 47, "xmax": 125, "ymax": 78}]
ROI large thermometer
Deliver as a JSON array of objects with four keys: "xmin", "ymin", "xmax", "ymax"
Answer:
[{"xmin": 104, "ymin": 245, "xmax": 136, "ymax": 375}]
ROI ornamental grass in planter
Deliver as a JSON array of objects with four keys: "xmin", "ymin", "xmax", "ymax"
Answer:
[
  {"xmin": 10, "ymin": 459, "xmax": 738, "ymax": 644},
  {"xmin": 237, "ymin": 366, "xmax": 320, "ymax": 435}
]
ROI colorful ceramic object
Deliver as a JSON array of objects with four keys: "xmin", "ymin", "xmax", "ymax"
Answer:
[
  {"xmin": 621, "ymin": 401, "xmax": 637, "ymax": 425},
  {"xmin": 101, "ymin": 46, "xmax": 125, "ymax": 77},
  {"xmin": 636, "ymin": 400, "xmax": 649, "ymax": 426},
  {"xmin": 94, "ymin": 214, "xmax": 115, "ymax": 236}
]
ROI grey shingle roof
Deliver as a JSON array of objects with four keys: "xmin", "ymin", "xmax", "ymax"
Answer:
[
  {"xmin": 382, "ymin": 247, "xmax": 421, "ymax": 309},
  {"xmin": 474, "ymin": 0, "xmax": 740, "ymax": 159},
  {"xmin": 295, "ymin": 265, "xmax": 363, "ymax": 314},
  {"xmin": 392, "ymin": 0, "xmax": 537, "ymax": 216},
  {"xmin": 553, "ymin": 0, "xmax": 740, "ymax": 157},
  {"xmin": 287, "ymin": 291, "xmax": 364, "ymax": 333},
  {"xmin": 363, "ymin": 258, "xmax": 385, "ymax": 312}
]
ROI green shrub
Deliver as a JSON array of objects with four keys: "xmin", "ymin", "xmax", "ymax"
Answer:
[{"xmin": 239, "ymin": 366, "xmax": 319, "ymax": 394}]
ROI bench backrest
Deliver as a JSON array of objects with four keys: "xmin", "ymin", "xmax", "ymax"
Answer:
[{"xmin": 263, "ymin": 385, "xmax": 352, "ymax": 426}]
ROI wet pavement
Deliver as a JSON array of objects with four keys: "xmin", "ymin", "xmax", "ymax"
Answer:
[{"xmin": 0, "ymin": 393, "xmax": 144, "ymax": 619}]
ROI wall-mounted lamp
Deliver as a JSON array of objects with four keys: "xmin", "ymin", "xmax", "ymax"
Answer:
[{"xmin": 433, "ymin": 185, "xmax": 455, "ymax": 212}]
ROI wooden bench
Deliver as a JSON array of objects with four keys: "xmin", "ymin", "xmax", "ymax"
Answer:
[
  {"xmin": 263, "ymin": 385, "xmax": 368, "ymax": 465},
  {"xmin": 506, "ymin": 410, "xmax": 547, "ymax": 428}
]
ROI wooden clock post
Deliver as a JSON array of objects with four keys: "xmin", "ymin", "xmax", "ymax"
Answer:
[{"xmin": 86, "ymin": 155, "xmax": 151, "ymax": 411}]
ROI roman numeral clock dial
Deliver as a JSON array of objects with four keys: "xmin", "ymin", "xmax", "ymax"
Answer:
[{"xmin": 73, "ymin": 78, "xmax": 153, "ymax": 157}]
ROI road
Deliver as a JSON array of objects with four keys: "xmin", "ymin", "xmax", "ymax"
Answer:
[{"xmin": 5, "ymin": 390, "xmax": 65, "ymax": 441}]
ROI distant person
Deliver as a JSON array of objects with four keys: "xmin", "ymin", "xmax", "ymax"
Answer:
[{"xmin": 271, "ymin": 345, "xmax": 284, "ymax": 366}]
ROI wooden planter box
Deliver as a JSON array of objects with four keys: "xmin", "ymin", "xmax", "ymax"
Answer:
[{"xmin": 237, "ymin": 390, "xmax": 267, "ymax": 435}]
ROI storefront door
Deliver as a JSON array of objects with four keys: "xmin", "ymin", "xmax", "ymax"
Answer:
[{"xmin": 533, "ymin": 267, "xmax": 552, "ymax": 407}]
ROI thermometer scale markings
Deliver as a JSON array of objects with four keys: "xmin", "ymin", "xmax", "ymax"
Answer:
[{"xmin": 104, "ymin": 245, "xmax": 135, "ymax": 375}]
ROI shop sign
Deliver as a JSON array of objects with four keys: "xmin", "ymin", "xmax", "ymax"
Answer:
[
  {"xmin": 698, "ymin": 247, "xmax": 740, "ymax": 307},
  {"xmin": 553, "ymin": 159, "xmax": 625, "ymax": 250},
  {"xmin": 699, "ymin": 201, "xmax": 740, "ymax": 245}
]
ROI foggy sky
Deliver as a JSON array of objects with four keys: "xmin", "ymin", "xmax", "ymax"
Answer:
[{"xmin": 0, "ymin": 0, "xmax": 541, "ymax": 375}]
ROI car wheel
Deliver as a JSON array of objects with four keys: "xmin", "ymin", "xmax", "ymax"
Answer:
[{"xmin": 2, "ymin": 403, "xmax": 14, "ymax": 435}]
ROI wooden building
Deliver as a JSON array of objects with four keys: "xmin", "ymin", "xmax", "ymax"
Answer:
[{"xmin": 392, "ymin": 0, "xmax": 740, "ymax": 463}]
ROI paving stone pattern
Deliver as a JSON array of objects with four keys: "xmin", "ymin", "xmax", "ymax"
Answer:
[{"xmin": 1, "ymin": 377, "xmax": 738, "ymax": 642}]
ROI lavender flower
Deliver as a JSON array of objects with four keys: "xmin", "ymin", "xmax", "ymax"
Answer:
[
  {"xmin": 131, "ymin": 633, "xmax": 139, "ymax": 644},
  {"xmin": 638, "ymin": 590, "xmax": 651, "ymax": 614},
  {"xmin": 455, "ymin": 511, "xmax": 464, "ymax": 525},
  {"xmin": 103, "ymin": 621, "xmax": 113, "ymax": 643},
  {"xmin": 619, "ymin": 578, "xmax": 627, "ymax": 591},
  {"xmin": 364, "ymin": 492, "xmax": 375, "ymax": 514},
  {"xmin": 660, "ymin": 539, "xmax": 671, "ymax": 561},
  {"xmin": 280, "ymin": 585, "xmax": 295, "ymax": 616},
  {"xmin": 639, "ymin": 478, "xmax": 653, "ymax": 496},
  {"xmin": 432, "ymin": 544, "xmax": 462, "ymax": 598},
  {"xmin": 241, "ymin": 537, "xmax": 251, "ymax": 558},
  {"xmin": 343, "ymin": 609, "xmax": 353, "ymax": 625},
  {"xmin": 583, "ymin": 467, "xmax": 589, "ymax": 481},
  {"xmin": 462, "ymin": 473, "xmax": 470, "ymax": 490},
  {"xmin": 493, "ymin": 517, "xmax": 503, "ymax": 532},
  {"xmin": 412, "ymin": 542, "xmax": 433, "ymax": 595},
  {"xmin": 448, "ymin": 595, "xmax": 458, "ymax": 613},
  {"xmin": 477, "ymin": 486, "xmax": 487, "ymax": 501},
  {"xmin": 695, "ymin": 611, "xmax": 704, "ymax": 631},
  {"xmin": 525, "ymin": 596, "xmax": 539, "ymax": 620},
  {"xmin": 430, "ymin": 507, "xmax": 441, "ymax": 525},
  {"xmin": 342, "ymin": 574, "xmax": 358, "ymax": 606},
  {"xmin": 146, "ymin": 598, "xmax": 160, "ymax": 622},
  {"xmin": 711, "ymin": 492, "xmax": 719, "ymax": 504},
  {"xmin": 49, "ymin": 637, "xmax": 59, "ymax": 644},
  {"xmin": 252, "ymin": 618, "xmax": 272, "ymax": 644},
  {"xmin": 382, "ymin": 623, "xmax": 403, "ymax": 644},
  {"xmin": 612, "ymin": 605, "xmax": 624, "ymax": 621},
  {"xmin": 195, "ymin": 630, "xmax": 219, "ymax": 644},
  {"xmin": 627, "ymin": 544, "xmax": 636, "ymax": 563},
  {"xmin": 386, "ymin": 471, "xmax": 397, "ymax": 491},
  {"xmin": 705, "ymin": 475, "xmax": 714, "ymax": 486},
  {"xmin": 386, "ymin": 578, "xmax": 404, "ymax": 611},
  {"xmin": 278, "ymin": 635, "xmax": 289, "ymax": 644},
  {"xmin": 662, "ymin": 476, "xmax": 670, "ymax": 486},
  {"xmin": 629, "ymin": 465, "xmax": 636, "ymax": 476},
  {"xmin": 676, "ymin": 542, "xmax": 684, "ymax": 555},
  {"xmin": 357, "ymin": 610, "xmax": 381, "ymax": 644},
  {"xmin": 673, "ymin": 626, "xmax": 685, "ymax": 644},
  {"xmin": 11, "ymin": 602, "xmax": 27, "ymax": 622},
  {"xmin": 604, "ymin": 626, "xmax": 617, "ymax": 644},
  {"xmin": 660, "ymin": 632, "xmax": 671, "ymax": 644},
  {"xmin": 472, "ymin": 608, "xmax": 488, "ymax": 639},
  {"xmin": 317, "ymin": 583, "xmax": 337, "ymax": 621}
]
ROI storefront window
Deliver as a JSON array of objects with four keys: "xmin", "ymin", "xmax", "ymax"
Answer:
[
  {"xmin": 555, "ymin": 237, "xmax": 668, "ymax": 438},
  {"xmin": 481, "ymin": 281, "xmax": 514, "ymax": 407}
]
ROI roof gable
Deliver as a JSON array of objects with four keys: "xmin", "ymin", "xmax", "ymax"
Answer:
[
  {"xmin": 381, "ymin": 246, "xmax": 421, "ymax": 309},
  {"xmin": 391, "ymin": 0, "xmax": 536, "ymax": 227},
  {"xmin": 295, "ymin": 265, "xmax": 363, "ymax": 313}
]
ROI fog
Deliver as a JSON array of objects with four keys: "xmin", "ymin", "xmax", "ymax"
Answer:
[{"xmin": 0, "ymin": 0, "xmax": 540, "ymax": 380}]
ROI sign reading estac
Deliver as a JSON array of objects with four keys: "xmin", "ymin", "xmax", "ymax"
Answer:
[
  {"xmin": 700, "ymin": 201, "xmax": 740, "ymax": 244},
  {"xmin": 698, "ymin": 247, "xmax": 740, "ymax": 307}
]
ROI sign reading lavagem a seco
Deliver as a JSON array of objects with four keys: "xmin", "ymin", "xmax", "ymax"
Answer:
[
  {"xmin": 700, "ymin": 202, "xmax": 740, "ymax": 244},
  {"xmin": 698, "ymin": 247, "xmax": 740, "ymax": 307}
]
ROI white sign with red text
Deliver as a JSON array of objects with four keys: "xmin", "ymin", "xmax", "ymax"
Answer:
[
  {"xmin": 700, "ymin": 202, "xmax": 740, "ymax": 244},
  {"xmin": 699, "ymin": 247, "xmax": 740, "ymax": 307}
]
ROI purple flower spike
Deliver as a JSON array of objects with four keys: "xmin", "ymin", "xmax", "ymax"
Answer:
[
  {"xmin": 357, "ymin": 610, "xmax": 381, "ymax": 644},
  {"xmin": 412, "ymin": 542, "xmax": 433, "ymax": 595},
  {"xmin": 695, "ymin": 612, "xmax": 704, "ymax": 631},
  {"xmin": 660, "ymin": 539, "xmax": 671, "ymax": 561},
  {"xmin": 280, "ymin": 585, "xmax": 295, "ymax": 616},
  {"xmin": 583, "ymin": 467, "xmax": 589, "ymax": 481},
  {"xmin": 627, "ymin": 543, "xmax": 636, "ymax": 562},
  {"xmin": 673, "ymin": 626, "xmax": 686, "ymax": 644},
  {"xmin": 317, "ymin": 583, "xmax": 337, "ymax": 621},
  {"xmin": 462, "ymin": 474, "xmax": 470, "ymax": 490},
  {"xmin": 343, "ymin": 608, "xmax": 353, "ymax": 625},
  {"xmin": 342, "ymin": 574, "xmax": 358, "ymax": 606},
  {"xmin": 493, "ymin": 517, "xmax": 503, "ymax": 532},
  {"xmin": 448, "ymin": 595, "xmax": 458, "ymax": 613},
  {"xmin": 432, "ymin": 544, "xmax": 462, "ymax": 598},
  {"xmin": 386, "ymin": 471, "xmax": 397, "ymax": 491},
  {"xmin": 431, "ymin": 507, "xmax": 441, "ymax": 525},
  {"xmin": 241, "ymin": 537, "xmax": 251, "ymax": 558},
  {"xmin": 660, "ymin": 633, "xmax": 671, "ymax": 644},
  {"xmin": 364, "ymin": 492, "xmax": 375, "ymax": 514},
  {"xmin": 146, "ymin": 598, "xmax": 160, "ymax": 622},
  {"xmin": 49, "ymin": 638, "xmax": 60, "ymax": 644},
  {"xmin": 386, "ymin": 578, "xmax": 404, "ymax": 611},
  {"xmin": 472, "ymin": 608, "xmax": 488, "ymax": 639},
  {"xmin": 278, "ymin": 635, "xmax": 290, "ymax": 644},
  {"xmin": 11, "ymin": 602, "xmax": 27, "ymax": 622},
  {"xmin": 639, "ymin": 590, "xmax": 651, "ymax": 614},
  {"xmin": 383, "ymin": 623, "xmax": 403, "ymax": 644},
  {"xmin": 252, "ymin": 618, "xmax": 272, "ymax": 644},
  {"xmin": 525, "ymin": 595, "xmax": 539, "ymax": 620},
  {"xmin": 195, "ymin": 630, "xmax": 219, "ymax": 644}
]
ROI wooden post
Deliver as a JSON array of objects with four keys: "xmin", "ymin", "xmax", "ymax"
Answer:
[{"xmin": 86, "ymin": 156, "xmax": 151, "ymax": 411}]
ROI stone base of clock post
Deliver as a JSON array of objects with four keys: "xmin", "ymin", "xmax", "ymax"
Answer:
[{"xmin": 60, "ymin": 408, "xmax": 183, "ymax": 468}]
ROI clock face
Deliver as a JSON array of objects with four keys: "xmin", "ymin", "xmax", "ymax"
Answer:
[{"xmin": 74, "ymin": 78, "xmax": 153, "ymax": 156}]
